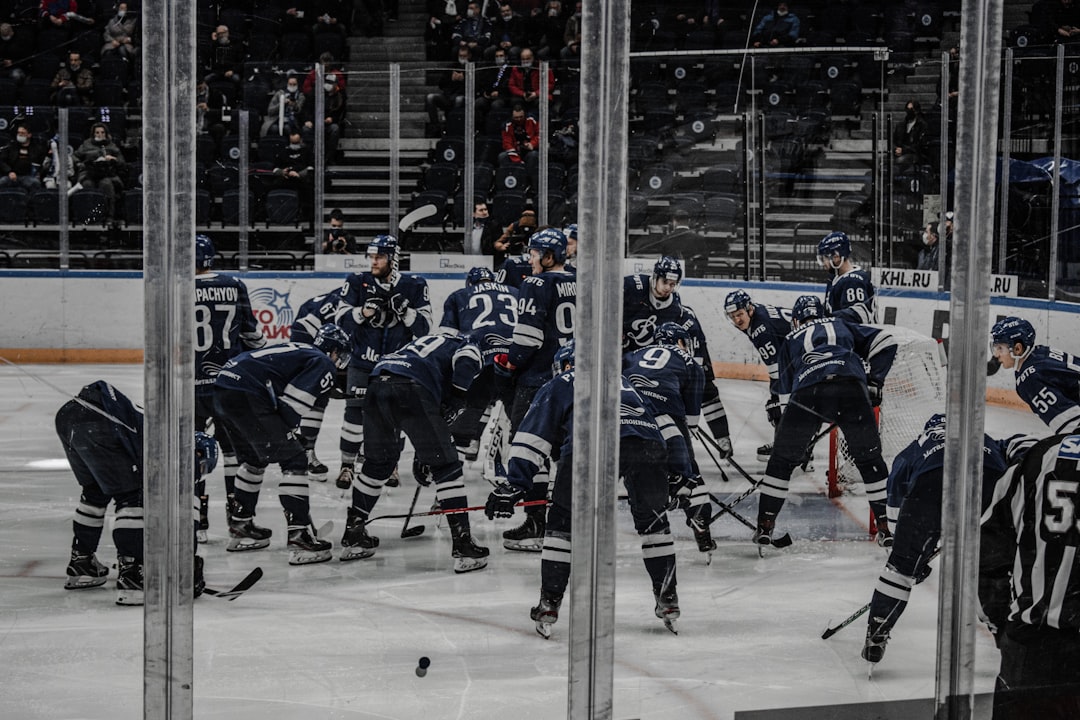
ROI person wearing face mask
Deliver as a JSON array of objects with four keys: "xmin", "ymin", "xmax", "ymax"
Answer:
[
  {"xmin": 529, "ymin": 0, "xmax": 566, "ymax": 61},
  {"xmin": 74, "ymin": 123, "xmax": 126, "ymax": 224},
  {"xmin": 102, "ymin": 2, "xmax": 138, "ymax": 60},
  {"xmin": 203, "ymin": 25, "xmax": 243, "ymax": 85},
  {"xmin": 300, "ymin": 72, "xmax": 347, "ymax": 160},
  {"xmin": 508, "ymin": 47, "xmax": 555, "ymax": 113},
  {"xmin": 484, "ymin": 2, "xmax": 525, "ymax": 61},
  {"xmin": 0, "ymin": 23, "xmax": 32, "ymax": 83},
  {"xmin": 273, "ymin": 131, "xmax": 316, "ymax": 216},
  {"xmin": 425, "ymin": 45, "xmax": 472, "ymax": 137},
  {"xmin": 477, "ymin": 46, "xmax": 513, "ymax": 119},
  {"xmin": 51, "ymin": 50, "xmax": 95, "ymax": 106},
  {"xmin": 892, "ymin": 99, "xmax": 928, "ymax": 170},
  {"xmin": 451, "ymin": 2, "xmax": 491, "ymax": 57},
  {"xmin": 0, "ymin": 124, "xmax": 46, "ymax": 193},
  {"xmin": 750, "ymin": 2, "xmax": 799, "ymax": 47},
  {"xmin": 916, "ymin": 222, "xmax": 940, "ymax": 271},
  {"xmin": 560, "ymin": 1, "xmax": 582, "ymax": 64},
  {"xmin": 261, "ymin": 74, "xmax": 307, "ymax": 137}
]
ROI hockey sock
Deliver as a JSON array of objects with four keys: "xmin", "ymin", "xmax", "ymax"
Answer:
[
  {"xmin": 278, "ymin": 470, "xmax": 311, "ymax": 520},
  {"xmin": 222, "ymin": 452, "xmax": 238, "ymax": 496},
  {"xmin": 350, "ymin": 470, "xmax": 387, "ymax": 519},
  {"xmin": 233, "ymin": 464, "xmax": 265, "ymax": 517},
  {"xmin": 112, "ymin": 491, "xmax": 144, "ymax": 562},
  {"xmin": 540, "ymin": 531, "xmax": 572, "ymax": 598},
  {"xmin": 641, "ymin": 531, "xmax": 676, "ymax": 592},
  {"xmin": 432, "ymin": 462, "xmax": 468, "ymax": 512},
  {"xmin": 340, "ymin": 405, "xmax": 364, "ymax": 459},
  {"xmin": 756, "ymin": 483, "xmax": 787, "ymax": 518},
  {"xmin": 73, "ymin": 495, "xmax": 107, "ymax": 554}
]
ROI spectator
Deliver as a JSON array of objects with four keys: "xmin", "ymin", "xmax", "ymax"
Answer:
[
  {"xmin": 280, "ymin": 5, "xmax": 314, "ymax": 35},
  {"xmin": 261, "ymin": 73, "xmax": 306, "ymax": 137},
  {"xmin": 471, "ymin": 200, "xmax": 502, "ymax": 254},
  {"xmin": 477, "ymin": 45, "xmax": 514, "ymax": 122},
  {"xmin": 1032, "ymin": 0, "xmax": 1080, "ymax": 44},
  {"xmin": 273, "ymin": 131, "xmax": 314, "ymax": 211},
  {"xmin": 51, "ymin": 50, "xmax": 94, "ymax": 106},
  {"xmin": 561, "ymin": 2, "xmax": 582, "ymax": 64},
  {"xmin": 312, "ymin": 1, "xmax": 349, "ymax": 38},
  {"xmin": 508, "ymin": 47, "xmax": 555, "ymax": 114},
  {"xmin": 40, "ymin": 0, "xmax": 84, "ymax": 28},
  {"xmin": 451, "ymin": 2, "xmax": 492, "ymax": 58},
  {"xmin": 301, "ymin": 71, "xmax": 346, "ymax": 160},
  {"xmin": 532, "ymin": 0, "xmax": 567, "ymax": 61},
  {"xmin": 751, "ymin": 2, "xmax": 799, "ymax": 47},
  {"xmin": 203, "ymin": 24, "xmax": 244, "ymax": 85},
  {"xmin": 321, "ymin": 208, "xmax": 357, "ymax": 254},
  {"xmin": 195, "ymin": 80, "xmax": 229, "ymax": 151},
  {"xmin": 499, "ymin": 101, "xmax": 540, "ymax": 184},
  {"xmin": 302, "ymin": 52, "xmax": 346, "ymax": 95},
  {"xmin": 893, "ymin": 99, "xmax": 928, "ymax": 170},
  {"xmin": 485, "ymin": 2, "xmax": 526, "ymax": 61},
  {"xmin": 0, "ymin": 23, "xmax": 32, "ymax": 82},
  {"xmin": 74, "ymin": 122, "xmax": 126, "ymax": 224},
  {"xmin": 101, "ymin": 2, "xmax": 138, "ymax": 60},
  {"xmin": 916, "ymin": 222, "xmax": 941, "ymax": 271},
  {"xmin": 425, "ymin": 45, "xmax": 471, "ymax": 137},
  {"xmin": 0, "ymin": 124, "xmax": 46, "ymax": 193},
  {"xmin": 426, "ymin": 0, "xmax": 466, "ymax": 60}
]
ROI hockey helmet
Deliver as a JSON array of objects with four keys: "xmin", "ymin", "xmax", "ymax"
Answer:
[
  {"xmin": 528, "ymin": 227, "xmax": 568, "ymax": 264},
  {"xmin": 724, "ymin": 289, "xmax": 753, "ymax": 315},
  {"xmin": 791, "ymin": 295, "xmax": 824, "ymax": 323},
  {"xmin": 195, "ymin": 234, "xmax": 215, "ymax": 270},
  {"xmin": 654, "ymin": 321, "xmax": 691, "ymax": 348},
  {"xmin": 466, "ymin": 266, "xmax": 496, "ymax": 286},
  {"xmin": 653, "ymin": 255, "xmax": 683, "ymax": 284},
  {"xmin": 923, "ymin": 413, "xmax": 946, "ymax": 435},
  {"xmin": 990, "ymin": 316, "xmax": 1035, "ymax": 352},
  {"xmin": 818, "ymin": 231, "xmax": 850, "ymax": 269},
  {"xmin": 367, "ymin": 234, "xmax": 399, "ymax": 258},
  {"xmin": 314, "ymin": 323, "xmax": 352, "ymax": 369},
  {"xmin": 553, "ymin": 339, "xmax": 576, "ymax": 373},
  {"xmin": 563, "ymin": 223, "xmax": 578, "ymax": 240},
  {"xmin": 195, "ymin": 431, "xmax": 219, "ymax": 477}
]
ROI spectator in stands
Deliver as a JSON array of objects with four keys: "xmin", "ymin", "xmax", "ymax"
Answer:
[
  {"xmin": 261, "ymin": 74, "xmax": 306, "ymax": 137},
  {"xmin": 273, "ymin": 131, "xmax": 315, "ymax": 212},
  {"xmin": 1032, "ymin": 0, "xmax": 1080, "ymax": 44},
  {"xmin": 561, "ymin": 2, "xmax": 582, "ymax": 64},
  {"xmin": 196, "ymin": 80, "xmax": 229, "ymax": 151},
  {"xmin": 0, "ymin": 124, "xmax": 46, "ymax": 193},
  {"xmin": 425, "ymin": 45, "xmax": 471, "ymax": 138},
  {"xmin": 203, "ymin": 25, "xmax": 244, "ymax": 86},
  {"xmin": 917, "ymin": 222, "xmax": 941, "ymax": 271},
  {"xmin": 751, "ymin": 2, "xmax": 799, "ymax": 47},
  {"xmin": 302, "ymin": 52, "xmax": 347, "ymax": 95},
  {"xmin": 51, "ymin": 50, "xmax": 94, "ymax": 106},
  {"xmin": 508, "ymin": 47, "xmax": 555, "ymax": 114},
  {"xmin": 321, "ymin": 208, "xmax": 357, "ymax": 254},
  {"xmin": 74, "ymin": 123, "xmax": 125, "ymax": 225},
  {"xmin": 893, "ymin": 99, "xmax": 928, "ymax": 170},
  {"xmin": 101, "ymin": 2, "xmax": 137, "ymax": 61},
  {"xmin": 312, "ymin": 1, "xmax": 349, "ymax": 38},
  {"xmin": 478, "ymin": 45, "xmax": 513, "ymax": 119},
  {"xmin": 451, "ymin": 2, "xmax": 492, "ymax": 58},
  {"xmin": 301, "ymin": 72, "xmax": 346, "ymax": 161},
  {"xmin": 0, "ymin": 23, "xmax": 32, "ymax": 83},
  {"xmin": 531, "ymin": 0, "xmax": 567, "ymax": 61},
  {"xmin": 485, "ymin": 2, "xmax": 526, "ymax": 61},
  {"xmin": 426, "ymin": 0, "xmax": 466, "ymax": 60},
  {"xmin": 40, "ymin": 0, "xmax": 84, "ymax": 28},
  {"xmin": 471, "ymin": 200, "xmax": 502, "ymax": 254},
  {"xmin": 499, "ymin": 101, "xmax": 540, "ymax": 185}
]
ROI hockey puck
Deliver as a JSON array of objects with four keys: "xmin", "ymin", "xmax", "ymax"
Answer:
[
  {"xmin": 418, "ymin": 656, "xmax": 431, "ymax": 669},
  {"xmin": 415, "ymin": 667, "xmax": 427, "ymax": 678},
  {"xmin": 401, "ymin": 525, "xmax": 425, "ymax": 538}
]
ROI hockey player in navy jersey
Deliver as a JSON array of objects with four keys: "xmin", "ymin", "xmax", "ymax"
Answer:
[
  {"xmin": 991, "ymin": 316, "xmax": 1080, "ymax": 434},
  {"xmin": 818, "ymin": 231, "xmax": 877, "ymax": 324},
  {"xmin": 333, "ymin": 234, "xmax": 433, "ymax": 490},
  {"xmin": 623, "ymin": 321, "xmax": 714, "ymax": 555},
  {"xmin": 623, "ymin": 256, "xmax": 734, "ymax": 457},
  {"xmin": 724, "ymin": 290, "xmax": 792, "ymax": 461},
  {"xmin": 758, "ymin": 295, "xmax": 897, "ymax": 546},
  {"xmin": 212, "ymin": 324, "xmax": 351, "ymax": 565},
  {"xmin": 485, "ymin": 341, "xmax": 681, "ymax": 636},
  {"xmin": 493, "ymin": 227, "xmax": 577, "ymax": 550},
  {"xmin": 193, "ymin": 234, "xmax": 265, "ymax": 541},
  {"xmin": 341, "ymin": 333, "xmax": 490, "ymax": 573},
  {"xmin": 861, "ymin": 414, "xmax": 1008, "ymax": 665}
]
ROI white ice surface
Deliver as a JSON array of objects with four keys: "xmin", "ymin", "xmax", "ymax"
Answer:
[{"xmin": 0, "ymin": 364, "xmax": 1048, "ymax": 719}]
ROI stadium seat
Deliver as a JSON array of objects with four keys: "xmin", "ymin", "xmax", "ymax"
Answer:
[
  {"xmin": 30, "ymin": 189, "xmax": 61, "ymax": 225},
  {"xmin": 0, "ymin": 188, "xmax": 29, "ymax": 224},
  {"xmin": 421, "ymin": 162, "xmax": 459, "ymax": 195},
  {"xmin": 122, "ymin": 189, "xmax": 142, "ymax": 226},
  {"xmin": 638, "ymin": 163, "xmax": 674, "ymax": 197},
  {"xmin": 70, "ymin": 189, "xmax": 109, "ymax": 226},
  {"xmin": 411, "ymin": 189, "xmax": 450, "ymax": 227},
  {"xmin": 701, "ymin": 167, "xmax": 740, "ymax": 195},
  {"xmin": 264, "ymin": 188, "xmax": 300, "ymax": 227},
  {"xmin": 432, "ymin": 138, "xmax": 465, "ymax": 166},
  {"xmin": 489, "ymin": 190, "xmax": 527, "ymax": 227},
  {"xmin": 495, "ymin": 164, "xmax": 529, "ymax": 194}
]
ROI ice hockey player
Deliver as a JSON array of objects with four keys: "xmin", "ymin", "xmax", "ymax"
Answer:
[
  {"xmin": 861, "ymin": 414, "xmax": 1008, "ymax": 665},
  {"xmin": 724, "ymin": 289, "xmax": 792, "ymax": 461},
  {"xmin": 980, "ymin": 432, "xmax": 1080, "ymax": 718},
  {"xmin": 563, "ymin": 222, "xmax": 578, "ymax": 271},
  {"xmin": 991, "ymin": 316, "xmax": 1080, "ymax": 434},
  {"xmin": 333, "ymin": 234, "xmax": 433, "ymax": 490},
  {"xmin": 289, "ymin": 287, "xmax": 346, "ymax": 481},
  {"xmin": 623, "ymin": 321, "xmax": 713, "ymax": 555},
  {"xmin": 757, "ymin": 295, "xmax": 897, "ymax": 547},
  {"xmin": 340, "ymin": 332, "xmax": 489, "ymax": 573},
  {"xmin": 493, "ymin": 227, "xmax": 576, "ymax": 551},
  {"xmin": 623, "ymin": 256, "xmax": 734, "ymax": 458},
  {"xmin": 193, "ymin": 233, "xmax": 265, "ymax": 541},
  {"xmin": 485, "ymin": 340, "xmax": 681, "ymax": 636},
  {"xmin": 212, "ymin": 323, "xmax": 351, "ymax": 565},
  {"xmin": 437, "ymin": 266, "xmax": 518, "ymax": 460},
  {"xmin": 818, "ymin": 231, "xmax": 876, "ymax": 324}
]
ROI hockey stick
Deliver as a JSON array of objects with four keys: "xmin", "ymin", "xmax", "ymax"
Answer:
[
  {"xmin": 398, "ymin": 204, "xmax": 439, "ymax": 234},
  {"xmin": 400, "ymin": 484, "xmax": 425, "ymax": 538},
  {"xmin": 368, "ymin": 498, "xmax": 548, "ymax": 524},
  {"xmin": 691, "ymin": 428, "xmax": 731, "ymax": 483},
  {"xmin": 203, "ymin": 566, "xmax": 264, "ymax": 601},
  {"xmin": 704, "ymin": 480, "xmax": 762, "ymax": 528},
  {"xmin": 707, "ymin": 491, "xmax": 794, "ymax": 548}
]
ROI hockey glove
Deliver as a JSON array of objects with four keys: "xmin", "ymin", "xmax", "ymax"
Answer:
[
  {"xmin": 485, "ymin": 482, "xmax": 526, "ymax": 519},
  {"xmin": 765, "ymin": 395, "xmax": 783, "ymax": 427},
  {"xmin": 389, "ymin": 292, "xmax": 410, "ymax": 316},
  {"xmin": 442, "ymin": 399, "xmax": 467, "ymax": 427},
  {"xmin": 715, "ymin": 436, "xmax": 733, "ymax": 459},
  {"xmin": 493, "ymin": 353, "xmax": 517, "ymax": 392},
  {"xmin": 412, "ymin": 457, "xmax": 432, "ymax": 487},
  {"xmin": 867, "ymin": 381, "xmax": 883, "ymax": 407},
  {"xmin": 667, "ymin": 473, "xmax": 703, "ymax": 510}
]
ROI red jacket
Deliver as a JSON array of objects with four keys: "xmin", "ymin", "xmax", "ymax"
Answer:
[
  {"xmin": 508, "ymin": 65, "xmax": 555, "ymax": 102},
  {"xmin": 501, "ymin": 116, "xmax": 540, "ymax": 163}
]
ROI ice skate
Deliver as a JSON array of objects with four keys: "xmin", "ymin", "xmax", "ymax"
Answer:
[
  {"xmin": 752, "ymin": 514, "xmax": 776, "ymax": 551},
  {"xmin": 756, "ymin": 443, "xmax": 773, "ymax": 462},
  {"xmin": 862, "ymin": 617, "xmax": 890, "ymax": 669},
  {"xmin": 196, "ymin": 494, "xmax": 209, "ymax": 544},
  {"xmin": 307, "ymin": 449, "xmax": 329, "ymax": 482},
  {"xmin": 385, "ymin": 465, "xmax": 400, "ymax": 488},
  {"xmin": 653, "ymin": 588, "xmax": 680, "ymax": 634},
  {"xmin": 458, "ymin": 438, "xmax": 480, "ymax": 462},
  {"xmin": 286, "ymin": 513, "xmax": 332, "ymax": 565},
  {"xmin": 335, "ymin": 464, "xmax": 355, "ymax": 490},
  {"xmin": 688, "ymin": 516, "xmax": 716, "ymax": 564},
  {"xmin": 115, "ymin": 556, "xmax": 144, "ymax": 606},
  {"xmin": 875, "ymin": 525, "xmax": 893, "ymax": 549},
  {"xmin": 227, "ymin": 516, "xmax": 272, "ymax": 552},
  {"xmin": 64, "ymin": 549, "xmax": 109, "ymax": 589},
  {"xmin": 502, "ymin": 512, "xmax": 544, "ymax": 552},
  {"xmin": 450, "ymin": 519, "xmax": 489, "ymax": 573},
  {"xmin": 339, "ymin": 508, "xmax": 379, "ymax": 561},
  {"xmin": 530, "ymin": 591, "xmax": 562, "ymax": 639}
]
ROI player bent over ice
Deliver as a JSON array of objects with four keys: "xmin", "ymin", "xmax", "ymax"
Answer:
[
  {"xmin": 212, "ymin": 324, "xmax": 351, "ymax": 565},
  {"xmin": 485, "ymin": 341, "xmax": 681, "ymax": 637},
  {"xmin": 757, "ymin": 295, "xmax": 897, "ymax": 547},
  {"xmin": 991, "ymin": 316, "xmax": 1080, "ymax": 434},
  {"xmin": 341, "ymin": 333, "xmax": 490, "ymax": 573}
]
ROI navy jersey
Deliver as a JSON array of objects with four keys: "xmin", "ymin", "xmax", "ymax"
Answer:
[
  {"xmin": 824, "ymin": 265, "xmax": 876, "ymax": 324},
  {"xmin": 622, "ymin": 274, "xmax": 687, "ymax": 351},
  {"xmin": 336, "ymin": 271, "xmax": 433, "ymax": 370},
  {"xmin": 742, "ymin": 303, "xmax": 793, "ymax": 394},
  {"xmin": 497, "ymin": 255, "xmax": 533, "ymax": 289},
  {"xmin": 290, "ymin": 289, "xmax": 341, "ymax": 345},
  {"xmin": 214, "ymin": 343, "xmax": 337, "ymax": 428},
  {"xmin": 437, "ymin": 280, "xmax": 519, "ymax": 365},
  {"xmin": 371, "ymin": 334, "xmax": 483, "ymax": 404},
  {"xmin": 1013, "ymin": 345, "xmax": 1080, "ymax": 433},
  {"xmin": 506, "ymin": 371, "xmax": 664, "ymax": 491},
  {"xmin": 508, "ymin": 268, "xmax": 577, "ymax": 385},
  {"xmin": 623, "ymin": 344, "xmax": 704, "ymax": 424},
  {"xmin": 776, "ymin": 317, "xmax": 897, "ymax": 397},
  {"xmin": 194, "ymin": 272, "xmax": 265, "ymax": 392},
  {"xmin": 73, "ymin": 380, "xmax": 144, "ymax": 462}
]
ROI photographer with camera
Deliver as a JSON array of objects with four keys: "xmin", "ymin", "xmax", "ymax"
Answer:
[
  {"xmin": 498, "ymin": 102, "xmax": 540, "ymax": 189},
  {"xmin": 492, "ymin": 210, "xmax": 538, "ymax": 287},
  {"xmin": 321, "ymin": 208, "xmax": 357, "ymax": 254}
]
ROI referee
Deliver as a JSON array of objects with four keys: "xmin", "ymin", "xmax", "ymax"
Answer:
[{"xmin": 980, "ymin": 433, "xmax": 1080, "ymax": 719}]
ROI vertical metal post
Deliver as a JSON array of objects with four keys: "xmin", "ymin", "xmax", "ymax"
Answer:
[
  {"xmin": 569, "ymin": 1, "xmax": 628, "ymax": 717},
  {"xmin": 758, "ymin": 112, "xmax": 767, "ymax": 281},
  {"xmin": 1049, "ymin": 44, "xmax": 1065, "ymax": 299},
  {"xmin": 237, "ymin": 110, "xmax": 250, "ymax": 255},
  {"xmin": 741, "ymin": 113, "xmax": 751, "ymax": 281},
  {"xmin": 941, "ymin": 51, "xmax": 953, "ymax": 286},
  {"xmin": 997, "ymin": 50, "xmax": 1013, "ymax": 276},
  {"xmin": 314, "ymin": 63, "xmax": 326, "ymax": 244},
  {"xmin": 142, "ymin": 0, "xmax": 196, "ymax": 717},
  {"xmin": 935, "ymin": 0, "xmax": 1004, "ymax": 717},
  {"xmin": 871, "ymin": 112, "xmax": 880, "ymax": 258},
  {"xmin": 538, "ymin": 61, "xmax": 550, "ymax": 227},
  {"xmin": 464, "ymin": 63, "xmax": 477, "ymax": 252},
  {"xmin": 389, "ymin": 64, "xmax": 401, "ymax": 232},
  {"xmin": 57, "ymin": 108, "xmax": 69, "ymax": 269}
]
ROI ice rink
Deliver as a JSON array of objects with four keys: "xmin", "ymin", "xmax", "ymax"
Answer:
[{"xmin": 0, "ymin": 363, "xmax": 1047, "ymax": 719}]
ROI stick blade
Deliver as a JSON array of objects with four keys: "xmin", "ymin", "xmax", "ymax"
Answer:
[
  {"xmin": 398, "ymin": 204, "xmax": 438, "ymax": 233},
  {"xmin": 401, "ymin": 525, "xmax": 425, "ymax": 538}
]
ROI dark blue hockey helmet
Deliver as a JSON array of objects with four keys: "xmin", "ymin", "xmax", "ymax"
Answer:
[
  {"xmin": 553, "ymin": 339, "xmax": 576, "ymax": 373},
  {"xmin": 195, "ymin": 234, "xmax": 215, "ymax": 270},
  {"xmin": 563, "ymin": 223, "xmax": 578, "ymax": 240},
  {"xmin": 791, "ymin": 295, "xmax": 825, "ymax": 323},
  {"xmin": 653, "ymin": 255, "xmax": 683, "ymax": 284},
  {"xmin": 313, "ymin": 323, "xmax": 352, "ymax": 369},
  {"xmin": 923, "ymin": 413, "xmax": 946, "ymax": 434},
  {"xmin": 367, "ymin": 234, "xmax": 399, "ymax": 258},
  {"xmin": 466, "ymin": 266, "xmax": 496, "ymax": 286},
  {"xmin": 654, "ymin": 321, "xmax": 691, "ymax": 348},
  {"xmin": 991, "ymin": 316, "xmax": 1035, "ymax": 352},
  {"xmin": 528, "ymin": 227, "xmax": 568, "ymax": 264},
  {"xmin": 195, "ymin": 431, "xmax": 218, "ymax": 477},
  {"xmin": 818, "ymin": 231, "xmax": 850, "ymax": 269},
  {"xmin": 724, "ymin": 289, "xmax": 753, "ymax": 315}
]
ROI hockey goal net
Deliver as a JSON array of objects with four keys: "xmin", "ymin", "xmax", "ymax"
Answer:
[{"xmin": 827, "ymin": 325, "xmax": 947, "ymax": 498}]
